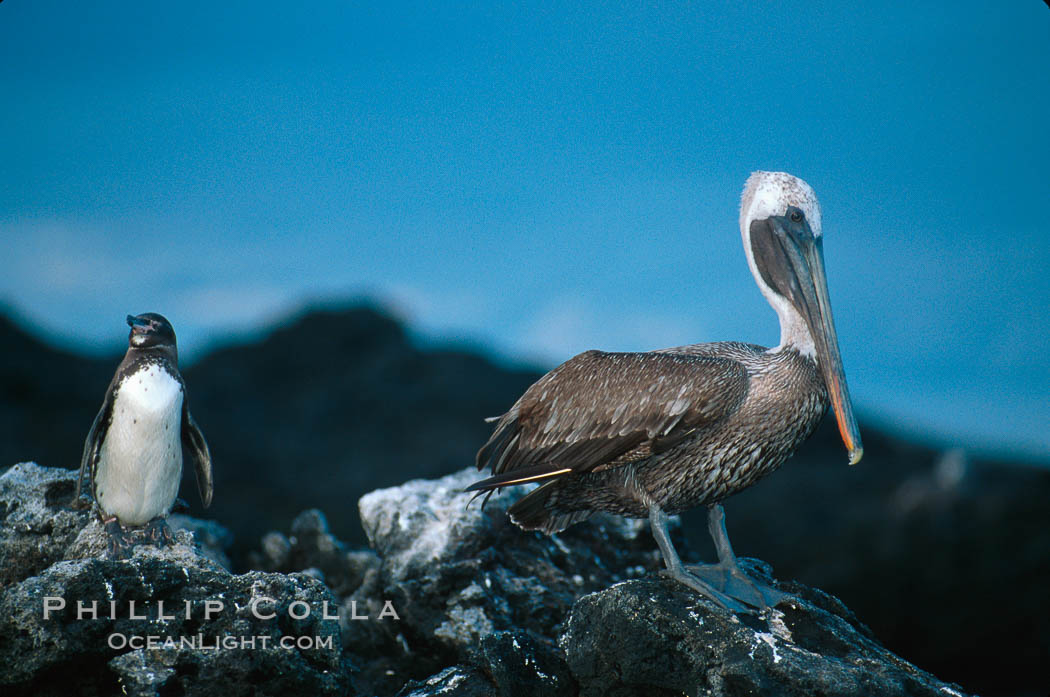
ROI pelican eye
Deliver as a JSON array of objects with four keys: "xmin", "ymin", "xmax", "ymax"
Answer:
[{"xmin": 789, "ymin": 210, "xmax": 803, "ymax": 223}]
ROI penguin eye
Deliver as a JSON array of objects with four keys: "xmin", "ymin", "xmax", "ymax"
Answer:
[{"xmin": 789, "ymin": 209, "xmax": 803, "ymax": 223}]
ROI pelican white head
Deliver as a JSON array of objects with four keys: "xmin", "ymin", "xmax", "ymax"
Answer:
[{"xmin": 740, "ymin": 171, "xmax": 822, "ymax": 239}]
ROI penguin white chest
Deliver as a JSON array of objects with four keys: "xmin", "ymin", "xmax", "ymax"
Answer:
[{"xmin": 95, "ymin": 366, "xmax": 184, "ymax": 526}]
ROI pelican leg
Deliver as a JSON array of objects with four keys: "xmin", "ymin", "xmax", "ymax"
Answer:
[
  {"xmin": 684, "ymin": 504, "xmax": 789, "ymax": 612},
  {"xmin": 648, "ymin": 504, "xmax": 749, "ymax": 613}
]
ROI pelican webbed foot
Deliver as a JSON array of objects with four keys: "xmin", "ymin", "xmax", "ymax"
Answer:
[
  {"xmin": 692, "ymin": 503, "xmax": 789, "ymax": 612},
  {"xmin": 683, "ymin": 560, "xmax": 789, "ymax": 612},
  {"xmin": 649, "ymin": 504, "xmax": 751, "ymax": 613},
  {"xmin": 649, "ymin": 503, "xmax": 789, "ymax": 614}
]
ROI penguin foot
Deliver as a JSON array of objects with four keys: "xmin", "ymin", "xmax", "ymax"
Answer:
[
  {"xmin": 142, "ymin": 517, "xmax": 176, "ymax": 547},
  {"xmin": 104, "ymin": 518, "xmax": 135, "ymax": 559}
]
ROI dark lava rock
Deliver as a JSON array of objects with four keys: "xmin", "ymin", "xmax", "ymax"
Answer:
[
  {"xmin": 0, "ymin": 463, "xmax": 348, "ymax": 697},
  {"xmin": 246, "ymin": 507, "xmax": 382, "ymax": 599},
  {"xmin": 355, "ymin": 469, "xmax": 662, "ymax": 669},
  {"xmin": 0, "ymin": 461, "xmax": 94, "ymax": 586},
  {"xmin": 243, "ymin": 507, "xmax": 398, "ymax": 694},
  {"xmin": 561, "ymin": 571, "xmax": 966, "ymax": 697},
  {"xmin": 396, "ymin": 666, "xmax": 494, "ymax": 697},
  {"xmin": 476, "ymin": 630, "xmax": 577, "ymax": 697},
  {"xmin": 717, "ymin": 430, "xmax": 1050, "ymax": 695},
  {"xmin": 345, "ymin": 468, "xmax": 971, "ymax": 697},
  {"xmin": 395, "ymin": 632, "xmax": 577, "ymax": 697},
  {"xmin": 4, "ymin": 461, "xmax": 976, "ymax": 697},
  {"xmin": 255, "ymin": 466, "xmax": 662, "ymax": 696}
]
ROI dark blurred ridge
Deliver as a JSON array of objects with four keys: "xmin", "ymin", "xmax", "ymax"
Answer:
[{"xmin": 1, "ymin": 303, "xmax": 1048, "ymax": 696}]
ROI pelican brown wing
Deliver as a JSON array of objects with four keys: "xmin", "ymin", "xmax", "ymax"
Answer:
[{"xmin": 469, "ymin": 349, "xmax": 750, "ymax": 492}]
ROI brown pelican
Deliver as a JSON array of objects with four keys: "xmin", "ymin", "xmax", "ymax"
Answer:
[{"xmin": 468, "ymin": 171, "xmax": 862, "ymax": 612}]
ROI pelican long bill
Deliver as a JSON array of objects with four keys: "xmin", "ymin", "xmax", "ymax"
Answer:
[{"xmin": 751, "ymin": 209, "xmax": 863, "ymax": 464}]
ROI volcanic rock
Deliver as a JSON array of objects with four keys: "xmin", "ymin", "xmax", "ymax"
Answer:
[
  {"xmin": 0, "ymin": 460, "xmax": 985, "ymax": 697},
  {"xmin": 0, "ymin": 463, "xmax": 347, "ymax": 697},
  {"xmin": 345, "ymin": 468, "xmax": 971, "ymax": 697}
]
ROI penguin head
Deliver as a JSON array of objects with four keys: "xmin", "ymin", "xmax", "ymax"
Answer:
[{"xmin": 126, "ymin": 313, "xmax": 177, "ymax": 352}]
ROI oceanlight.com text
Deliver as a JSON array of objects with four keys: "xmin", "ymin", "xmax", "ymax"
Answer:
[{"xmin": 106, "ymin": 633, "xmax": 335, "ymax": 651}]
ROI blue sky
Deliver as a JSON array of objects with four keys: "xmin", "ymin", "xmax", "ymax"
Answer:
[{"xmin": 2, "ymin": 2, "xmax": 1048, "ymax": 459}]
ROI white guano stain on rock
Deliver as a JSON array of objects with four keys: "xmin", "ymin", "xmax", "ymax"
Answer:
[{"xmin": 752, "ymin": 631, "xmax": 782, "ymax": 664}]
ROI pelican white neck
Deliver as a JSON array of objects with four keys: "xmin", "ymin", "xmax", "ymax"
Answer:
[{"xmin": 739, "ymin": 171, "xmax": 823, "ymax": 357}]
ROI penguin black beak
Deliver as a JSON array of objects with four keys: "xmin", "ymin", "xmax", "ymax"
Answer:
[{"xmin": 127, "ymin": 315, "xmax": 151, "ymax": 333}]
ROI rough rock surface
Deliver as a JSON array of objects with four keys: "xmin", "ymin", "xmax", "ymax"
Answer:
[
  {"xmin": 0, "ymin": 463, "xmax": 348, "ymax": 697},
  {"xmin": 282, "ymin": 467, "xmax": 663, "ymax": 695},
  {"xmin": 2, "ymin": 462, "xmax": 975, "ymax": 697},
  {"xmin": 562, "ymin": 572, "xmax": 959, "ymax": 697},
  {"xmin": 349, "ymin": 468, "xmax": 971, "ymax": 697}
]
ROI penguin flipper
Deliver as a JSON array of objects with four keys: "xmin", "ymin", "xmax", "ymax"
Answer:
[
  {"xmin": 74, "ymin": 396, "xmax": 113, "ymax": 507},
  {"xmin": 182, "ymin": 404, "xmax": 213, "ymax": 508}
]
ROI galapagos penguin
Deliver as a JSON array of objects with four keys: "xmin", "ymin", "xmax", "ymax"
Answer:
[{"xmin": 73, "ymin": 313, "xmax": 212, "ymax": 556}]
